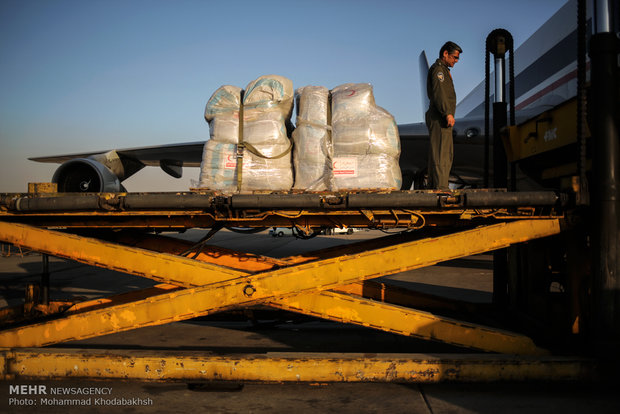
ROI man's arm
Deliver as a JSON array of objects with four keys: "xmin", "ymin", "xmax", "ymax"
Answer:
[{"xmin": 430, "ymin": 67, "xmax": 455, "ymax": 125}]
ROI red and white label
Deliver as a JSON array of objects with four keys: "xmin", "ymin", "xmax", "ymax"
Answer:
[
  {"xmin": 333, "ymin": 157, "xmax": 358, "ymax": 177},
  {"xmin": 223, "ymin": 153, "xmax": 237, "ymax": 170}
]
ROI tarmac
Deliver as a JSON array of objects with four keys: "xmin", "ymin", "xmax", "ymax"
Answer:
[{"xmin": 0, "ymin": 229, "xmax": 618, "ymax": 413}]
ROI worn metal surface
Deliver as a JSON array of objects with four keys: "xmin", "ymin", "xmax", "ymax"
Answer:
[
  {"xmin": 0, "ymin": 190, "xmax": 561, "ymax": 231},
  {"xmin": 0, "ymin": 349, "xmax": 596, "ymax": 382},
  {"xmin": 269, "ymin": 291, "xmax": 546, "ymax": 355},
  {"xmin": 0, "ymin": 219, "xmax": 560, "ymax": 351},
  {"xmin": 0, "ymin": 221, "xmax": 245, "ymax": 288},
  {"xmin": 504, "ymin": 98, "xmax": 586, "ymax": 163}
]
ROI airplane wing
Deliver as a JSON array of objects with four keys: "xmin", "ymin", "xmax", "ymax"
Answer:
[
  {"xmin": 29, "ymin": 141, "xmax": 205, "ymax": 167},
  {"xmin": 28, "ymin": 141, "xmax": 206, "ymax": 192}
]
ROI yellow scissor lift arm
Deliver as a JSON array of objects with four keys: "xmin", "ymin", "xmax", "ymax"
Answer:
[{"xmin": 0, "ymin": 189, "xmax": 598, "ymax": 382}]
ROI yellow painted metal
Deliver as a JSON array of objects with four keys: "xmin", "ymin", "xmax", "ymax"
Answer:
[
  {"xmin": 112, "ymin": 232, "xmax": 286, "ymax": 272},
  {"xmin": 268, "ymin": 291, "xmax": 547, "ymax": 355},
  {"xmin": 0, "ymin": 349, "xmax": 596, "ymax": 382},
  {"xmin": 333, "ymin": 280, "xmax": 481, "ymax": 313},
  {"xmin": 84, "ymin": 234, "xmax": 540, "ymax": 354},
  {"xmin": 504, "ymin": 98, "xmax": 589, "ymax": 162},
  {"xmin": 65, "ymin": 284, "xmax": 181, "ymax": 314},
  {"xmin": 27, "ymin": 182, "xmax": 57, "ymax": 193},
  {"xmin": 0, "ymin": 219, "xmax": 561, "ymax": 349},
  {"xmin": 0, "ymin": 222, "xmax": 245, "ymax": 288}
]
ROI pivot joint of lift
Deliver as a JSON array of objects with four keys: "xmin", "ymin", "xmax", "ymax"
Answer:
[{"xmin": 243, "ymin": 284, "xmax": 256, "ymax": 297}]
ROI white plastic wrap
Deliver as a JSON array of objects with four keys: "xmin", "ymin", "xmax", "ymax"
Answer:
[
  {"xmin": 199, "ymin": 86, "xmax": 241, "ymax": 190},
  {"xmin": 237, "ymin": 143, "xmax": 293, "ymax": 191},
  {"xmin": 204, "ymin": 85, "xmax": 242, "ymax": 144},
  {"xmin": 292, "ymin": 86, "xmax": 332, "ymax": 191},
  {"xmin": 199, "ymin": 78, "xmax": 400, "ymax": 192},
  {"xmin": 198, "ymin": 140, "xmax": 238, "ymax": 193},
  {"xmin": 199, "ymin": 141, "xmax": 293, "ymax": 192},
  {"xmin": 332, "ymin": 154, "xmax": 402, "ymax": 190},
  {"xmin": 331, "ymin": 83, "xmax": 401, "ymax": 190},
  {"xmin": 331, "ymin": 83, "xmax": 375, "ymax": 120},
  {"xmin": 198, "ymin": 75, "xmax": 294, "ymax": 192},
  {"xmin": 241, "ymin": 74, "xmax": 294, "ymax": 191}
]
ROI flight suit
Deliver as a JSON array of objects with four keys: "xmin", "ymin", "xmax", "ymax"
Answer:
[{"xmin": 426, "ymin": 58, "xmax": 456, "ymax": 190}]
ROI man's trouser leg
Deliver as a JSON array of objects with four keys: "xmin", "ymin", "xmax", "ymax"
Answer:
[{"xmin": 427, "ymin": 117, "xmax": 453, "ymax": 190}]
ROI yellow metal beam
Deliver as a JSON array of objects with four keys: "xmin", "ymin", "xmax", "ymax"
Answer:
[
  {"xmin": 127, "ymin": 234, "xmax": 482, "ymax": 313},
  {"xmin": 268, "ymin": 291, "xmax": 546, "ymax": 355},
  {"xmin": 0, "ymin": 219, "xmax": 561, "ymax": 349},
  {"xmin": 333, "ymin": 280, "xmax": 483, "ymax": 313},
  {"xmin": 0, "ymin": 349, "xmax": 597, "ymax": 382},
  {"xmin": 0, "ymin": 222, "xmax": 245, "ymax": 288},
  {"xmin": 111, "ymin": 232, "xmax": 286, "ymax": 273}
]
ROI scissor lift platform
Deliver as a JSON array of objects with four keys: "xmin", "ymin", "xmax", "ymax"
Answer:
[{"xmin": 0, "ymin": 189, "xmax": 599, "ymax": 382}]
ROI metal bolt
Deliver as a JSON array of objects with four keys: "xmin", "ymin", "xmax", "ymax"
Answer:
[{"xmin": 243, "ymin": 284, "xmax": 256, "ymax": 297}]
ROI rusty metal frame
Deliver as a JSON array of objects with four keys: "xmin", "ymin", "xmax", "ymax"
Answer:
[
  {"xmin": 0, "ymin": 349, "xmax": 597, "ymax": 382},
  {"xmin": 0, "ymin": 212, "xmax": 581, "ymax": 381}
]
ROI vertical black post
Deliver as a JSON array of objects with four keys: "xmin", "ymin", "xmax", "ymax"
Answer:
[
  {"xmin": 492, "ymin": 101, "xmax": 509, "ymax": 306},
  {"xmin": 487, "ymin": 29, "xmax": 513, "ymax": 307},
  {"xmin": 493, "ymin": 102, "xmax": 508, "ymax": 189},
  {"xmin": 589, "ymin": 17, "xmax": 620, "ymax": 352}
]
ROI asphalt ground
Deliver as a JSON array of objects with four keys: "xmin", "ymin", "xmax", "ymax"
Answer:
[{"xmin": 0, "ymin": 229, "xmax": 618, "ymax": 413}]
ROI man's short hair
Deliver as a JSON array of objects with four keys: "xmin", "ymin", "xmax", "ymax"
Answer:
[{"xmin": 439, "ymin": 41, "xmax": 463, "ymax": 58}]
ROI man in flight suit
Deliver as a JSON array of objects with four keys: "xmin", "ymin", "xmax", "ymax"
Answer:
[{"xmin": 426, "ymin": 41, "xmax": 462, "ymax": 190}]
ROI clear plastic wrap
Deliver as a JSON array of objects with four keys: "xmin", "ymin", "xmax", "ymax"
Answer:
[
  {"xmin": 199, "ymin": 86, "xmax": 241, "ymax": 190},
  {"xmin": 198, "ymin": 75, "xmax": 294, "ymax": 193},
  {"xmin": 198, "ymin": 140, "xmax": 238, "ymax": 192},
  {"xmin": 203, "ymin": 85, "xmax": 242, "ymax": 144},
  {"xmin": 241, "ymin": 74, "xmax": 294, "ymax": 191},
  {"xmin": 292, "ymin": 86, "xmax": 332, "ymax": 191},
  {"xmin": 332, "ymin": 154, "xmax": 402, "ymax": 190},
  {"xmin": 331, "ymin": 83, "xmax": 375, "ymax": 120},
  {"xmin": 331, "ymin": 83, "xmax": 401, "ymax": 190},
  {"xmin": 199, "ymin": 78, "xmax": 400, "ymax": 192}
]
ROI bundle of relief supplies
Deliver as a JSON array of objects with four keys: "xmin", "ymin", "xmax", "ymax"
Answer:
[
  {"xmin": 291, "ymin": 86, "xmax": 332, "ymax": 191},
  {"xmin": 198, "ymin": 75, "xmax": 294, "ymax": 192},
  {"xmin": 292, "ymin": 83, "xmax": 401, "ymax": 191},
  {"xmin": 198, "ymin": 76, "xmax": 401, "ymax": 193}
]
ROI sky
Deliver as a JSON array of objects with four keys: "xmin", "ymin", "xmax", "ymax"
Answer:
[{"xmin": 0, "ymin": 0, "xmax": 568, "ymax": 192}]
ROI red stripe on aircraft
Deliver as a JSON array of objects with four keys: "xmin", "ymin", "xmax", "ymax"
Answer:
[{"xmin": 515, "ymin": 62, "xmax": 590, "ymax": 111}]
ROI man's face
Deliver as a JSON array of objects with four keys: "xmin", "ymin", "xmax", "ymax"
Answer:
[{"xmin": 442, "ymin": 50, "xmax": 460, "ymax": 68}]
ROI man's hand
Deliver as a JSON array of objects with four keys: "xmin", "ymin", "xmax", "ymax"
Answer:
[{"xmin": 446, "ymin": 114, "xmax": 455, "ymax": 127}]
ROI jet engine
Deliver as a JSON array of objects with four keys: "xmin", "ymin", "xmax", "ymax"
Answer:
[{"xmin": 52, "ymin": 158, "xmax": 122, "ymax": 192}]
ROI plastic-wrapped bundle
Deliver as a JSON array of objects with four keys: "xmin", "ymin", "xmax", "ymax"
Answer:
[
  {"xmin": 199, "ymin": 86, "xmax": 241, "ymax": 190},
  {"xmin": 332, "ymin": 154, "xmax": 402, "ymax": 190},
  {"xmin": 199, "ymin": 141, "xmax": 293, "ymax": 192},
  {"xmin": 331, "ymin": 83, "xmax": 401, "ymax": 190},
  {"xmin": 198, "ymin": 140, "xmax": 238, "ymax": 193},
  {"xmin": 236, "ymin": 143, "xmax": 293, "ymax": 191},
  {"xmin": 292, "ymin": 86, "xmax": 332, "ymax": 191},
  {"xmin": 204, "ymin": 85, "xmax": 242, "ymax": 144},
  {"xmin": 198, "ymin": 75, "xmax": 295, "ymax": 192},
  {"xmin": 331, "ymin": 83, "xmax": 375, "ymax": 119},
  {"xmin": 241, "ymin": 74, "xmax": 294, "ymax": 191}
]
